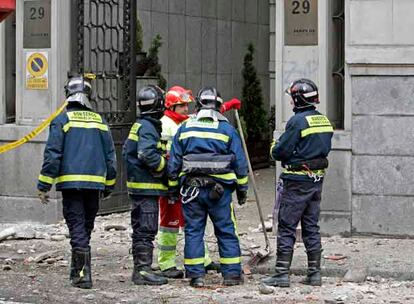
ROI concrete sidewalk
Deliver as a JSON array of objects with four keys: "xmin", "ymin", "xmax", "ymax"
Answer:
[
  {"xmin": 247, "ymin": 234, "xmax": 414, "ymax": 282},
  {"xmin": 240, "ymin": 167, "xmax": 414, "ymax": 282},
  {"xmin": 1, "ymin": 167, "xmax": 413, "ymax": 284}
]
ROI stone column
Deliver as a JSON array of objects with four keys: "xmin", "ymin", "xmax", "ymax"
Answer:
[
  {"xmin": 0, "ymin": 22, "xmax": 5, "ymax": 124},
  {"xmin": 273, "ymin": 0, "xmax": 352, "ymax": 236},
  {"xmin": 0, "ymin": 0, "xmax": 71, "ymax": 224},
  {"xmin": 16, "ymin": 0, "xmax": 70, "ymax": 125}
]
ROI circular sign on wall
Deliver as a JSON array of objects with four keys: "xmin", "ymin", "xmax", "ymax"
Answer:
[{"xmin": 27, "ymin": 52, "xmax": 48, "ymax": 77}]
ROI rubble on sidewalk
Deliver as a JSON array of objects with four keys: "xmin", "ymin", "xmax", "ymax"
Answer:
[
  {"xmin": 258, "ymin": 283, "xmax": 275, "ymax": 294},
  {"xmin": 33, "ymin": 250, "xmax": 62, "ymax": 263},
  {"xmin": 0, "ymin": 224, "xmax": 70, "ymax": 242},
  {"xmin": 343, "ymin": 266, "xmax": 368, "ymax": 283},
  {"xmin": 1, "ymin": 203, "xmax": 414, "ymax": 304},
  {"xmin": 104, "ymin": 224, "xmax": 127, "ymax": 231}
]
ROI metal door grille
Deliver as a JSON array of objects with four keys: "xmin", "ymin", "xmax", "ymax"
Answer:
[
  {"xmin": 71, "ymin": 0, "xmax": 136, "ymax": 213},
  {"xmin": 72, "ymin": 0, "xmax": 136, "ymax": 124}
]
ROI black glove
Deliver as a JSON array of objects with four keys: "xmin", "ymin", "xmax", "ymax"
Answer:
[
  {"xmin": 236, "ymin": 189, "xmax": 247, "ymax": 206},
  {"xmin": 169, "ymin": 186, "xmax": 180, "ymax": 202}
]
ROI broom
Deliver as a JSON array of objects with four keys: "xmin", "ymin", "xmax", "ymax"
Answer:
[{"xmin": 234, "ymin": 109, "xmax": 272, "ymax": 266}]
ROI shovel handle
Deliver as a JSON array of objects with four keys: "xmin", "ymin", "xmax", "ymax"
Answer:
[{"xmin": 234, "ymin": 110, "xmax": 271, "ymax": 251}]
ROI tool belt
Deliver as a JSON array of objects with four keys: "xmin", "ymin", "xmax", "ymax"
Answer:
[
  {"xmin": 284, "ymin": 158, "xmax": 329, "ymax": 171},
  {"xmin": 185, "ymin": 176, "xmax": 217, "ymax": 188},
  {"xmin": 181, "ymin": 176, "xmax": 224, "ymax": 204}
]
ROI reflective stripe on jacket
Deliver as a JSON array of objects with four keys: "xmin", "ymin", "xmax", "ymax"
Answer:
[
  {"xmin": 167, "ymin": 114, "xmax": 248, "ymax": 191},
  {"xmin": 38, "ymin": 107, "xmax": 117, "ymax": 191},
  {"xmin": 271, "ymin": 107, "xmax": 333, "ymax": 182},
  {"xmin": 160, "ymin": 115, "xmax": 180, "ymax": 152},
  {"xmin": 123, "ymin": 116, "xmax": 168, "ymax": 196}
]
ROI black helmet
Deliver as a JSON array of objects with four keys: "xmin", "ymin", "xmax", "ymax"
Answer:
[
  {"xmin": 64, "ymin": 75, "xmax": 93, "ymax": 109},
  {"xmin": 196, "ymin": 86, "xmax": 223, "ymax": 111},
  {"xmin": 137, "ymin": 85, "xmax": 165, "ymax": 116},
  {"xmin": 285, "ymin": 78, "xmax": 319, "ymax": 109}
]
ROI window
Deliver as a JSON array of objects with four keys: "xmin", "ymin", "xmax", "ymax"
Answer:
[
  {"xmin": 5, "ymin": 13, "xmax": 16, "ymax": 123},
  {"xmin": 328, "ymin": 0, "xmax": 344, "ymax": 129}
]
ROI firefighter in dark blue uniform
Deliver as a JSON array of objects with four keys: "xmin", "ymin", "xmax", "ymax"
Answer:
[
  {"xmin": 37, "ymin": 75, "xmax": 117, "ymax": 289},
  {"xmin": 168, "ymin": 87, "xmax": 248, "ymax": 288},
  {"xmin": 123, "ymin": 85, "xmax": 168, "ymax": 285},
  {"xmin": 262, "ymin": 79, "xmax": 333, "ymax": 288}
]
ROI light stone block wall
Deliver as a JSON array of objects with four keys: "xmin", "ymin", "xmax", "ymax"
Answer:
[
  {"xmin": 319, "ymin": 133, "xmax": 352, "ymax": 236},
  {"xmin": 137, "ymin": 0, "xmax": 270, "ymax": 109},
  {"xmin": 346, "ymin": 0, "xmax": 414, "ymax": 236},
  {"xmin": 350, "ymin": 76, "xmax": 414, "ymax": 236}
]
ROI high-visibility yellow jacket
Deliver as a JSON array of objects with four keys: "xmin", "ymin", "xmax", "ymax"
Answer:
[{"xmin": 160, "ymin": 115, "xmax": 180, "ymax": 152}]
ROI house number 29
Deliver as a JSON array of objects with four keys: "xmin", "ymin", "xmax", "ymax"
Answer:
[{"xmin": 292, "ymin": 0, "xmax": 311, "ymax": 14}]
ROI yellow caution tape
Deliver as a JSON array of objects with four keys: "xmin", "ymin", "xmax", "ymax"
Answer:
[
  {"xmin": 0, "ymin": 102, "xmax": 68, "ymax": 154},
  {"xmin": 83, "ymin": 73, "xmax": 96, "ymax": 80}
]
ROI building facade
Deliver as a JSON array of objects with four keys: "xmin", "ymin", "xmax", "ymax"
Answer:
[
  {"xmin": 2, "ymin": 0, "xmax": 412, "ymax": 238},
  {"xmin": 0, "ymin": 0, "xmax": 270, "ymax": 223},
  {"xmin": 272, "ymin": 0, "xmax": 414, "ymax": 237}
]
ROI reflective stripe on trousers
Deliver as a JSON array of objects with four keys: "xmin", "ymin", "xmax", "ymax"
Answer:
[{"xmin": 182, "ymin": 186, "xmax": 241, "ymax": 278}]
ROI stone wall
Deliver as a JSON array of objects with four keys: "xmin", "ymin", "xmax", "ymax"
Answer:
[
  {"xmin": 137, "ymin": 0, "xmax": 270, "ymax": 109},
  {"xmin": 272, "ymin": 0, "xmax": 414, "ymax": 237},
  {"xmin": 346, "ymin": 0, "xmax": 414, "ymax": 236},
  {"xmin": 0, "ymin": 0, "xmax": 271, "ymax": 224},
  {"xmin": 350, "ymin": 76, "xmax": 414, "ymax": 236}
]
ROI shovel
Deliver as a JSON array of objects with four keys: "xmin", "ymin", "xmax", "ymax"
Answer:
[{"xmin": 234, "ymin": 109, "xmax": 271, "ymax": 266}]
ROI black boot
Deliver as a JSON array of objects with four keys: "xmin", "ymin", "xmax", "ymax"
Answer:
[
  {"xmin": 223, "ymin": 274, "xmax": 244, "ymax": 286},
  {"xmin": 71, "ymin": 248, "xmax": 92, "ymax": 289},
  {"xmin": 205, "ymin": 261, "xmax": 221, "ymax": 273},
  {"xmin": 301, "ymin": 250, "xmax": 322, "ymax": 286},
  {"xmin": 69, "ymin": 252, "xmax": 76, "ymax": 280},
  {"xmin": 261, "ymin": 251, "xmax": 293, "ymax": 287},
  {"xmin": 161, "ymin": 267, "xmax": 184, "ymax": 279},
  {"xmin": 190, "ymin": 277, "xmax": 205, "ymax": 288},
  {"xmin": 132, "ymin": 246, "xmax": 168, "ymax": 285}
]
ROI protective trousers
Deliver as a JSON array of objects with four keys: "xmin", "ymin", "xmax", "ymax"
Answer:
[
  {"xmin": 182, "ymin": 186, "xmax": 241, "ymax": 278},
  {"xmin": 277, "ymin": 180, "xmax": 323, "ymax": 253},
  {"xmin": 157, "ymin": 197, "xmax": 212, "ymax": 271},
  {"xmin": 130, "ymin": 195, "xmax": 159, "ymax": 250},
  {"xmin": 62, "ymin": 189, "xmax": 100, "ymax": 249}
]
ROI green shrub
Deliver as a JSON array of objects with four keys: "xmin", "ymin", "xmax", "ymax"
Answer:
[
  {"xmin": 240, "ymin": 43, "xmax": 269, "ymax": 141},
  {"xmin": 136, "ymin": 18, "xmax": 144, "ymax": 53},
  {"xmin": 145, "ymin": 34, "xmax": 167, "ymax": 90}
]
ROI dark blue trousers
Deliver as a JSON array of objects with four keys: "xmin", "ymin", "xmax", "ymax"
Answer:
[
  {"xmin": 130, "ymin": 195, "xmax": 159, "ymax": 250},
  {"xmin": 182, "ymin": 186, "xmax": 241, "ymax": 278},
  {"xmin": 277, "ymin": 180, "xmax": 323, "ymax": 253},
  {"xmin": 62, "ymin": 189, "xmax": 100, "ymax": 249}
]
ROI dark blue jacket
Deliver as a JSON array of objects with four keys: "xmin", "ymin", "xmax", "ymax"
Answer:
[
  {"xmin": 38, "ymin": 106, "xmax": 117, "ymax": 191},
  {"xmin": 123, "ymin": 116, "xmax": 168, "ymax": 196},
  {"xmin": 271, "ymin": 107, "xmax": 333, "ymax": 182},
  {"xmin": 167, "ymin": 114, "xmax": 248, "ymax": 192}
]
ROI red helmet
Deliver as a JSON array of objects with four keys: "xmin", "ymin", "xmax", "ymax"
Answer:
[{"xmin": 165, "ymin": 86, "xmax": 194, "ymax": 109}]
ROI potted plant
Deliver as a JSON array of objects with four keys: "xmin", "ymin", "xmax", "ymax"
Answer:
[
  {"xmin": 144, "ymin": 34, "xmax": 167, "ymax": 90},
  {"xmin": 135, "ymin": 18, "xmax": 148, "ymax": 76},
  {"xmin": 240, "ymin": 43, "xmax": 270, "ymax": 169}
]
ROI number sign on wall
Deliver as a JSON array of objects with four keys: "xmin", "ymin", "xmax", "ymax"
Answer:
[
  {"xmin": 284, "ymin": 0, "xmax": 318, "ymax": 46},
  {"xmin": 24, "ymin": 0, "xmax": 51, "ymax": 48}
]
